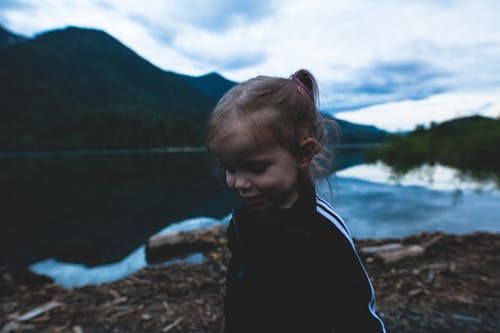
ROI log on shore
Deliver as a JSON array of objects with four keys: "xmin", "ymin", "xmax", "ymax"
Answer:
[
  {"xmin": 145, "ymin": 224, "xmax": 227, "ymax": 264},
  {"xmin": 360, "ymin": 243, "xmax": 425, "ymax": 264}
]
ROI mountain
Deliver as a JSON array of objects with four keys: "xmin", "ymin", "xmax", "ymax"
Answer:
[
  {"xmin": 321, "ymin": 113, "xmax": 388, "ymax": 144},
  {"xmin": 0, "ymin": 25, "xmax": 28, "ymax": 49},
  {"xmin": 0, "ymin": 25, "xmax": 387, "ymax": 151},
  {"xmin": 179, "ymin": 72, "xmax": 237, "ymax": 101},
  {"xmin": 335, "ymin": 117, "xmax": 388, "ymax": 143},
  {"xmin": 0, "ymin": 26, "xmax": 220, "ymax": 150}
]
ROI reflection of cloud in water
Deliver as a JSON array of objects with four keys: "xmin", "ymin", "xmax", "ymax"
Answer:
[
  {"xmin": 318, "ymin": 162, "xmax": 500, "ymax": 240},
  {"xmin": 336, "ymin": 161, "xmax": 498, "ymax": 192}
]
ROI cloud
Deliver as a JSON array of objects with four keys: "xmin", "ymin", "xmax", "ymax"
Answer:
[
  {"xmin": 168, "ymin": 0, "xmax": 274, "ymax": 33},
  {"xmin": 351, "ymin": 61, "xmax": 449, "ymax": 95},
  {"xmin": 127, "ymin": 13, "xmax": 176, "ymax": 45},
  {"xmin": 122, "ymin": 0, "xmax": 274, "ymax": 49},
  {"xmin": 323, "ymin": 60, "xmax": 451, "ymax": 113},
  {"xmin": 410, "ymin": 40, "xmax": 500, "ymax": 91},
  {"xmin": 0, "ymin": 0, "xmax": 30, "ymax": 10},
  {"xmin": 179, "ymin": 49, "xmax": 267, "ymax": 71},
  {"xmin": 335, "ymin": 90, "xmax": 500, "ymax": 132},
  {"xmin": 0, "ymin": 0, "xmax": 31, "ymax": 27}
]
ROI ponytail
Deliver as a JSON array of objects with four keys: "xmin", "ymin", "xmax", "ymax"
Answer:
[{"xmin": 290, "ymin": 69, "xmax": 319, "ymax": 107}]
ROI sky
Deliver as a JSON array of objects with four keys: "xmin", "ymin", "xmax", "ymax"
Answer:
[{"xmin": 1, "ymin": 0, "xmax": 499, "ymax": 132}]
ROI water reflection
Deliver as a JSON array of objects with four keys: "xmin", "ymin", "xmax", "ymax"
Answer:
[
  {"xmin": 29, "ymin": 158, "xmax": 500, "ymax": 288},
  {"xmin": 327, "ymin": 161, "xmax": 500, "ymax": 239},
  {"xmin": 0, "ymin": 153, "xmax": 238, "ymax": 268},
  {"xmin": 337, "ymin": 161, "xmax": 499, "ymax": 192},
  {"xmin": 2, "ymin": 150, "xmax": 499, "ymax": 272}
]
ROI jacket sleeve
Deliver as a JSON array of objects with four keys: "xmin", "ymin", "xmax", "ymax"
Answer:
[
  {"xmin": 223, "ymin": 217, "xmax": 247, "ymax": 333},
  {"xmin": 320, "ymin": 229, "xmax": 386, "ymax": 333}
]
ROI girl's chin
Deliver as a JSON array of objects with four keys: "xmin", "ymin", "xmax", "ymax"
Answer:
[
  {"xmin": 243, "ymin": 195, "xmax": 295, "ymax": 211},
  {"xmin": 243, "ymin": 196, "xmax": 271, "ymax": 210},
  {"xmin": 244, "ymin": 198, "xmax": 265, "ymax": 209},
  {"xmin": 244, "ymin": 197, "xmax": 261, "ymax": 205}
]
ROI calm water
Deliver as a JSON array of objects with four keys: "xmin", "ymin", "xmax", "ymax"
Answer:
[
  {"xmin": 0, "ymin": 152, "xmax": 238, "ymax": 267},
  {"xmin": 1, "ymin": 149, "xmax": 499, "ymax": 287}
]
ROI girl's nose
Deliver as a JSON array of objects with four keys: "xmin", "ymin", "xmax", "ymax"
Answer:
[{"xmin": 234, "ymin": 175, "xmax": 252, "ymax": 191}]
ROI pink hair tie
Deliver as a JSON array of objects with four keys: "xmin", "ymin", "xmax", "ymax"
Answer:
[{"xmin": 290, "ymin": 74, "xmax": 314, "ymax": 101}]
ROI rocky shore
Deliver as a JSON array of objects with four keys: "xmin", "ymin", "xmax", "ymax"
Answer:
[{"xmin": 1, "ymin": 230, "xmax": 499, "ymax": 333}]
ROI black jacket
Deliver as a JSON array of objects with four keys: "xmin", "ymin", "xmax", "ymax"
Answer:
[{"xmin": 223, "ymin": 188, "xmax": 386, "ymax": 333}]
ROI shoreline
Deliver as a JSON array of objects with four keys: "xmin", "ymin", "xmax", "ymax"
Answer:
[
  {"xmin": 0, "ymin": 142, "xmax": 388, "ymax": 158},
  {"xmin": 1, "ymin": 230, "xmax": 499, "ymax": 333}
]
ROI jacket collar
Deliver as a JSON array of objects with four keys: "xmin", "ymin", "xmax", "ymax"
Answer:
[{"xmin": 236, "ymin": 181, "xmax": 317, "ymax": 227}]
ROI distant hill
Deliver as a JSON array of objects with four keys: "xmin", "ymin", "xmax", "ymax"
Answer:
[
  {"xmin": 331, "ymin": 116, "xmax": 388, "ymax": 144},
  {"xmin": 0, "ymin": 25, "xmax": 388, "ymax": 151},
  {"xmin": 320, "ymin": 112, "xmax": 388, "ymax": 145},
  {"xmin": 179, "ymin": 72, "xmax": 236, "ymax": 101},
  {"xmin": 0, "ymin": 25, "xmax": 28, "ymax": 49},
  {"xmin": 370, "ymin": 115, "xmax": 500, "ymax": 174},
  {"xmin": 0, "ymin": 26, "xmax": 219, "ymax": 150}
]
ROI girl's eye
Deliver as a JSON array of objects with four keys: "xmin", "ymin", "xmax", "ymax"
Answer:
[
  {"xmin": 225, "ymin": 166, "xmax": 235, "ymax": 175},
  {"xmin": 246, "ymin": 163, "xmax": 269, "ymax": 174}
]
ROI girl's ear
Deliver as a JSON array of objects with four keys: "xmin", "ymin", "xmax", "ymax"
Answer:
[{"xmin": 298, "ymin": 138, "xmax": 318, "ymax": 169}]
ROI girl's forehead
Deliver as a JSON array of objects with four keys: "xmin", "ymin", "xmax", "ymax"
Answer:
[
  {"xmin": 213, "ymin": 122, "xmax": 277, "ymax": 162},
  {"xmin": 215, "ymin": 125, "xmax": 262, "ymax": 156}
]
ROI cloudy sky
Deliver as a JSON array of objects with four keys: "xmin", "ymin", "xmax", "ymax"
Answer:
[{"xmin": 1, "ymin": 0, "xmax": 499, "ymax": 131}]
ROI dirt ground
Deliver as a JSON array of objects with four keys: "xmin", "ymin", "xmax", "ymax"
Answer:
[{"xmin": 1, "ymin": 230, "xmax": 499, "ymax": 333}]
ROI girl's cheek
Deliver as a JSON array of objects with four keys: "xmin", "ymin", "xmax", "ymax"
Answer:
[{"xmin": 226, "ymin": 173, "xmax": 235, "ymax": 189}]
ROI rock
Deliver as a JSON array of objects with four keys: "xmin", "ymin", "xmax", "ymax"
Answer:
[
  {"xmin": 360, "ymin": 243, "xmax": 425, "ymax": 264},
  {"xmin": 360, "ymin": 243, "xmax": 403, "ymax": 254},
  {"xmin": 1, "ymin": 321, "xmax": 35, "ymax": 333},
  {"xmin": 145, "ymin": 224, "xmax": 226, "ymax": 264}
]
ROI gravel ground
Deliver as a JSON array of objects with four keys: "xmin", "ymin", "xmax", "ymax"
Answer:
[{"xmin": 1, "ymin": 231, "xmax": 499, "ymax": 333}]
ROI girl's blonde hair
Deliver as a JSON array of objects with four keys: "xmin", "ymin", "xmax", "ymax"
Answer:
[{"xmin": 206, "ymin": 69, "xmax": 338, "ymax": 187}]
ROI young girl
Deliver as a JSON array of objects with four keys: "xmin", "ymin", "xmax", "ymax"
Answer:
[{"xmin": 206, "ymin": 69, "xmax": 386, "ymax": 333}]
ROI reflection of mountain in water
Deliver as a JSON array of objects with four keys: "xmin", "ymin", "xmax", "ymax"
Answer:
[{"xmin": 1, "ymin": 153, "xmax": 238, "ymax": 268}]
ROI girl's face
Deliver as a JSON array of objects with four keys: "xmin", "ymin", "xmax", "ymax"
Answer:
[{"xmin": 214, "ymin": 121, "xmax": 301, "ymax": 211}]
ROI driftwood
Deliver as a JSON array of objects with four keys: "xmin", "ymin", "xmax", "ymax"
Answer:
[
  {"xmin": 10, "ymin": 301, "xmax": 63, "ymax": 322},
  {"xmin": 145, "ymin": 224, "xmax": 227, "ymax": 264},
  {"xmin": 360, "ymin": 243, "xmax": 425, "ymax": 264},
  {"xmin": 359, "ymin": 243, "xmax": 403, "ymax": 254}
]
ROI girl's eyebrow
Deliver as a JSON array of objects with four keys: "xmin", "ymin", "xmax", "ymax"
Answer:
[
  {"xmin": 242, "ymin": 156, "xmax": 273, "ymax": 164},
  {"xmin": 243, "ymin": 160, "xmax": 271, "ymax": 166}
]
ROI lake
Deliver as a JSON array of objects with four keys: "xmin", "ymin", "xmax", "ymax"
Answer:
[{"xmin": 1, "ymin": 148, "xmax": 499, "ymax": 287}]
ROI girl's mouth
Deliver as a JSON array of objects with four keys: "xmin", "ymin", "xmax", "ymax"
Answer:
[{"xmin": 243, "ymin": 196, "xmax": 262, "ymax": 206}]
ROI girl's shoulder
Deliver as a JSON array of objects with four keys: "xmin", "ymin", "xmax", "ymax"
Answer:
[{"xmin": 313, "ymin": 196, "xmax": 355, "ymax": 249}]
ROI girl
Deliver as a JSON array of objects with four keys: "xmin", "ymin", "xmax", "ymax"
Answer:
[{"xmin": 206, "ymin": 69, "xmax": 386, "ymax": 333}]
